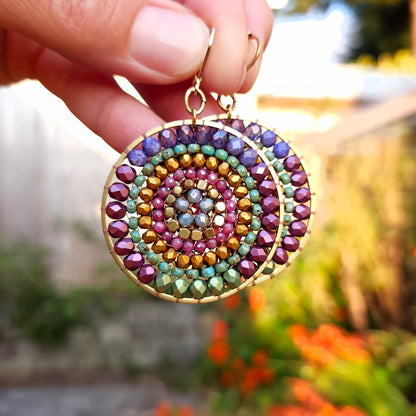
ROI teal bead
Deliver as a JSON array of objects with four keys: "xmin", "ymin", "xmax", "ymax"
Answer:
[
  {"xmin": 127, "ymin": 200, "xmax": 136, "ymax": 213},
  {"xmin": 249, "ymin": 190, "xmax": 260, "ymax": 202},
  {"xmin": 251, "ymin": 218, "xmax": 261, "ymax": 231},
  {"xmin": 238, "ymin": 243, "xmax": 250, "ymax": 256},
  {"xmin": 187, "ymin": 143, "xmax": 200, "ymax": 153},
  {"xmin": 245, "ymin": 232, "xmax": 256, "ymax": 244},
  {"xmin": 161, "ymin": 148, "xmax": 174, "ymax": 159},
  {"xmin": 129, "ymin": 186, "xmax": 140, "ymax": 199},
  {"xmin": 171, "ymin": 267, "xmax": 185, "ymax": 278},
  {"xmin": 202, "ymin": 266, "xmax": 215, "ymax": 279},
  {"xmin": 129, "ymin": 217, "xmax": 139, "ymax": 229},
  {"xmin": 174, "ymin": 144, "xmax": 187, "ymax": 155},
  {"xmin": 150, "ymin": 154, "xmax": 163, "ymax": 165},
  {"xmin": 227, "ymin": 254, "xmax": 240, "ymax": 266},
  {"xmin": 272, "ymin": 160, "xmax": 284, "ymax": 172},
  {"xmin": 215, "ymin": 149, "xmax": 228, "ymax": 161},
  {"xmin": 208, "ymin": 276, "xmax": 224, "ymax": 296},
  {"xmin": 252, "ymin": 204, "xmax": 262, "ymax": 216},
  {"xmin": 142, "ymin": 163, "xmax": 154, "ymax": 176},
  {"xmin": 138, "ymin": 242, "xmax": 149, "ymax": 255},
  {"xmin": 190, "ymin": 279, "xmax": 207, "ymax": 299},
  {"xmin": 280, "ymin": 173, "xmax": 291, "ymax": 185},
  {"xmin": 284, "ymin": 214, "xmax": 292, "ymax": 225},
  {"xmin": 146, "ymin": 252, "xmax": 160, "ymax": 265},
  {"xmin": 155, "ymin": 273, "xmax": 173, "ymax": 294},
  {"xmin": 244, "ymin": 176, "xmax": 255, "ymax": 190},
  {"xmin": 159, "ymin": 261, "xmax": 171, "ymax": 273},
  {"xmin": 284, "ymin": 187, "xmax": 294, "ymax": 198},
  {"xmin": 186, "ymin": 269, "xmax": 199, "ymax": 280},
  {"xmin": 172, "ymin": 278, "xmax": 189, "ymax": 298},
  {"xmin": 223, "ymin": 269, "xmax": 241, "ymax": 289},
  {"xmin": 281, "ymin": 226, "xmax": 288, "ymax": 238},
  {"xmin": 134, "ymin": 175, "xmax": 146, "ymax": 186},
  {"xmin": 236, "ymin": 164, "xmax": 248, "ymax": 178},
  {"xmin": 226, "ymin": 155, "xmax": 239, "ymax": 168},
  {"xmin": 215, "ymin": 261, "xmax": 228, "ymax": 274},
  {"xmin": 130, "ymin": 230, "xmax": 141, "ymax": 243},
  {"xmin": 201, "ymin": 145, "xmax": 215, "ymax": 155},
  {"xmin": 285, "ymin": 202, "xmax": 295, "ymax": 213},
  {"xmin": 265, "ymin": 150, "xmax": 275, "ymax": 161},
  {"xmin": 263, "ymin": 262, "xmax": 276, "ymax": 275}
]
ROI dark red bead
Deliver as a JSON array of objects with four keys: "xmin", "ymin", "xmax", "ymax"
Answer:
[
  {"xmin": 291, "ymin": 171, "xmax": 308, "ymax": 186},
  {"xmin": 284, "ymin": 155, "xmax": 301, "ymax": 171},
  {"xmin": 116, "ymin": 164, "xmax": 136, "ymax": 183},
  {"xmin": 251, "ymin": 163, "xmax": 269, "ymax": 181},
  {"xmin": 273, "ymin": 247, "xmax": 288, "ymax": 264},
  {"xmin": 282, "ymin": 236, "xmax": 299, "ymax": 252},
  {"xmin": 247, "ymin": 246, "xmax": 268, "ymax": 263},
  {"xmin": 106, "ymin": 201, "xmax": 126, "ymax": 219},
  {"xmin": 258, "ymin": 180, "xmax": 277, "ymax": 197},
  {"xmin": 124, "ymin": 252, "xmax": 144, "ymax": 270},
  {"xmin": 289, "ymin": 221, "xmax": 307, "ymax": 237},
  {"xmin": 114, "ymin": 238, "xmax": 134, "ymax": 255},
  {"xmin": 294, "ymin": 204, "xmax": 311, "ymax": 220},
  {"xmin": 256, "ymin": 230, "xmax": 276, "ymax": 247},
  {"xmin": 261, "ymin": 196, "xmax": 279, "ymax": 213},
  {"xmin": 237, "ymin": 259, "xmax": 256, "ymax": 278},
  {"xmin": 262, "ymin": 213, "xmax": 280, "ymax": 231},
  {"xmin": 137, "ymin": 264, "xmax": 156, "ymax": 283},
  {"xmin": 108, "ymin": 220, "xmax": 128, "ymax": 238},
  {"xmin": 294, "ymin": 188, "xmax": 311, "ymax": 203},
  {"xmin": 108, "ymin": 182, "xmax": 130, "ymax": 201}
]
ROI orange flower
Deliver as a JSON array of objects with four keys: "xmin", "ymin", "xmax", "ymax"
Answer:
[
  {"xmin": 240, "ymin": 368, "xmax": 260, "ymax": 396},
  {"xmin": 336, "ymin": 406, "xmax": 367, "ymax": 416},
  {"xmin": 154, "ymin": 401, "xmax": 171, "ymax": 416},
  {"xmin": 252, "ymin": 350, "xmax": 269, "ymax": 367},
  {"xmin": 220, "ymin": 371, "xmax": 235, "ymax": 387},
  {"xmin": 211, "ymin": 319, "xmax": 228, "ymax": 341},
  {"xmin": 208, "ymin": 340, "xmax": 229, "ymax": 365},
  {"xmin": 267, "ymin": 405, "xmax": 312, "ymax": 416},
  {"xmin": 249, "ymin": 287, "xmax": 266, "ymax": 313},
  {"xmin": 291, "ymin": 379, "xmax": 326, "ymax": 409},
  {"xmin": 177, "ymin": 405, "xmax": 195, "ymax": 416},
  {"xmin": 223, "ymin": 293, "xmax": 241, "ymax": 310}
]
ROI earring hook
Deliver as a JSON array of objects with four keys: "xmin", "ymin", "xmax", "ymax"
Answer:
[{"xmin": 247, "ymin": 33, "xmax": 262, "ymax": 71}]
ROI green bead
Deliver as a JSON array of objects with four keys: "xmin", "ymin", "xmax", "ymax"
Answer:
[
  {"xmin": 227, "ymin": 254, "xmax": 240, "ymax": 266},
  {"xmin": 142, "ymin": 163, "xmax": 154, "ymax": 176},
  {"xmin": 129, "ymin": 217, "xmax": 139, "ymax": 229},
  {"xmin": 159, "ymin": 261, "xmax": 171, "ymax": 273},
  {"xmin": 146, "ymin": 252, "xmax": 160, "ymax": 265},
  {"xmin": 215, "ymin": 149, "xmax": 228, "ymax": 161},
  {"xmin": 172, "ymin": 278, "xmax": 189, "ymax": 298},
  {"xmin": 186, "ymin": 269, "xmax": 199, "ymax": 280},
  {"xmin": 174, "ymin": 144, "xmax": 187, "ymax": 155},
  {"xmin": 252, "ymin": 204, "xmax": 262, "ymax": 216},
  {"xmin": 236, "ymin": 164, "xmax": 248, "ymax": 178},
  {"xmin": 129, "ymin": 186, "xmax": 140, "ymax": 199},
  {"xmin": 284, "ymin": 187, "xmax": 294, "ymax": 198},
  {"xmin": 215, "ymin": 261, "xmax": 228, "ymax": 274},
  {"xmin": 127, "ymin": 200, "xmax": 136, "ymax": 213},
  {"xmin": 244, "ymin": 176, "xmax": 255, "ymax": 190},
  {"xmin": 201, "ymin": 145, "xmax": 215, "ymax": 155},
  {"xmin": 155, "ymin": 273, "xmax": 173, "ymax": 294},
  {"xmin": 208, "ymin": 276, "xmax": 225, "ymax": 296},
  {"xmin": 130, "ymin": 230, "xmax": 141, "ymax": 243},
  {"xmin": 265, "ymin": 150, "xmax": 275, "ymax": 161},
  {"xmin": 171, "ymin": 267, "xmax": 185, "ymax": 278},
  {"xmin": 134, "ymin": 175, "xmax": 146, "ymax": 186},
  {"xmin": 263, "ymin": 262, "xmax": 276, "ymax": 275},
  {"xmin": 202, "ymin": 267, "xmax": 215, "ymax": 279},
  {"xmin": 190, "ymin": 279, "xmax": 207, "ymax": 299},
  {"xmin": 245, "ymin": 232, "xmax": 256, "ymax": 244},
  {"xmin": 285, "ymin": 202, "xmax": 295, "ymax": 213},
  {"xmin": 249, "ymin": 190, "xmax": 260, "ymax": 202},
  {"xmin": 281, "ymin": 226, "xmax": 288, "ymax": 238},
  {"xmin": 251, "ymin": 218, "xmax": 261, "ymax": 231},
  {"xmin": 161, "ymin": 148, "xmax": 174, "ymax": 159},
  {"xmin": 138, "ymin": 242, "xmax": 149, "ymax": 255},
  {"xmin": 150, "ymin": 154, "xmax": 163, "ymax": 165},
  {"xmin": 284, "ymin": 214, "xmax": 292, "ymax": 225},
  {"xmin": 238, "ymin": 243, "xmax": 250, "ymax": 256},
  {"xmin": 187, "ymin": 143, "xmax": 200, "ymax": 153},
  {"xmin": 272, "ymin": 160, "xmax": 284, "ymax": 172},
  {"xmin": 280, "ymin": 173, "xmax": 291, "ymax": 185},
  {"xmin": 223, "ymin": 269, "xmax": 241, "ymax": 289},
  {"xmin": 226, "ymin": 155, "xmax": 239, "ymax": 168}
]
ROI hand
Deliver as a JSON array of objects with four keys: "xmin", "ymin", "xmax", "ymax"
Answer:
[{"xmin": 0, "ymin": 0, "xmax": 273, "ymax": 152}]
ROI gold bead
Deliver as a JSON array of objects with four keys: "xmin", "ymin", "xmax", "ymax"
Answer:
[
  {"xmin": 206, "ymin": 157, "xmax": 219, "ymax": 171},
  {"xmin": 204, "ymin": 251, "xmax": 217, "ymax": 266},
  {"xmin": 193, "ymin": 153, "xmax": 206, "ymax": 168},
  {"xmin": 179, "ymin": 228, "xmax": 191, "ymax": 240},
  {"xmin": 226, "ymin": 237, "xmax": 240, "ymax": 251},
  {"xmin": 237, "ymin": 198, "xmax": 251, "ymax": 211},
  {"xmin": 167, "ymin": 220, "xmax": 179, "ymax": 232},
  {"xmin": 143, "ymin": 230, "xmax": 157, "ymax": 243},
  {"xmin": 138, "ymin": 216, "xmax": 152, "ymax": 229},
  {"xmin": 213, "ymin": 215, "xmax": 225, "ymax": 227},
  {"xmin": 191, "ymin": 254, "xmax": 204, "ymax": 268},
  {"xmin": 234, "ymin": 186, "xmax": 248, "ymax": 198},
  {"xmin": 137, "ymin": 202, "xmax": 151, "ymax": 215},
  {"xmin": 164, "ymin": 207, "xmax": 175, "ymax": 218},
  {"xmin": 208, "ymin": 188, "xmax": 219, "ymax": 200},
  {"xmin": 216, "ymin": 245, "xmax": 229, "ymax": 260},
  {"xmin": 165, "ymin": 157, "xmax": 179, "ymax": 172},
  {"xmin": 179, "ymin": 154, "xmax": 192, "ymax": 168},
  {"xmin": 152, "ymin": 240, "xmax": 167, "ymax": 254},
  {"xmin": 197, "ymin": 180, "xmax": 208, "ymax": 191},
  {"xmin": 172, "ymin": 186, "xmax": 183, "ymax": 197},
  {"xmin": 204, "ymin": 228, "xmax": 216, "ymax": 239},
  {"xmin": 238, "ymin": 211, "xmax": 252, "ymax": 225},
  {"xmin": 165, "ymin": 194, "xmax": 176, "ymax": 205},
  {"xmin": 147, "ymin": 176, "xmax": 161, "ymax": 190},
  {"xmin": 163, "ymin": 248, "xmax": 177, "ymax": 263},
  {"xmin": 184, "ymin": 179, "xmax": 194, "ymax": 189},
  {"xmin": 177, "ymin": 254, "xmax": 190, "ymax": 268},
  {"xmin": 227, "ymin": 174, "xmax": 242, "ymax": 187},
  {"xmin": 191, "ymin": 229, "xmax": 203, "ymax": 241},
  {"xmin": 139, "ymin": 188, "xmax": 154, "ymax": 202},
  {"xmin": 214, "ymin": 201, "xmax": 226, "ymax": 214},
  {"xmin": 217, "ymin": 162, "xmax": 230, "ymax": 177},
  {"xmin": 235, "ymin": 224, "xmax": 249, "ymax": 236},
  {"xmin": 155, "ymin": 165, "xmax": 168, "ymax": 179}
]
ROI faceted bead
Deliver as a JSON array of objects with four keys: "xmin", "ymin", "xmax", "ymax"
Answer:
[
  {"xmin": 163, "ymin": 248, "xmax": 177, "ymax": 263},
  {"xmin": 177, "ymin": 254, "xmax": 191, "ymax": 268},
  {"xmin": 217, "ymin": 162, "xmax": 230, "ymax": 177},
  {"xmin": 195, "ymin": 241, "xmax": 207, "ymax": 253},
  {"xmin": 257, "ymin": 230, "xmax": 276, "ymax": 247},
  {"xmin": 137, "ymin": 264, "xmax": 156, "ymax": 284},
  {"xmin": 172, "ymin": 278, "xmax": 190, "ymax": 298},
  {"xmin": 294, "ymin": 188, "xmax": 311, "ymax": 203},
  {"xmin": 172, "ymin": 185, "xmax": 182, "ymax": 196},
  {"xmin": 229, "ymin": 119, "xmax": 245, "ymax": 133},
  {"xmin": 211, "ymin": 129, "xmax": 228, "ymax": 149},
  {"xmin": 258, "ymin": 180, "xmax": 277, "ymax": 197},
  {"xmin": 106, "ymin": 201, "xmax": 126, "ymax": 219},
  {"xmin": 195, "ymin": 125, "xmax": 211, "ymax": 145},
  {"xmin": 204, "ymin": 228, "xmax": 216, "ymax": 239},
  {"xmin": 182, "ymin": 241, "xmax": 194, "ymax": 253},
  {"xmin": 108, "ymin": 220, "xmax": 129, "ymax": 238},
  {"xmin": 159, "ymin": 129, "xmax": 177, "ymax": 148},
  {"xmin": 237, "ymin": 259, "xmax": 256, "ymax": 278},
  {"xmin": 273, "ymin": 247, "xmax": 289, "ymax": 264},
  {"xmin": 142, "ymin": 136, "xmax": 161, "ymax": 156},
  {"xmin": 245, "ymin": 123, "xmax": 262, "ymax": 141},
  {"xmin": 167, "ymin": 220, "xmax": 180, "ymax": 232},
  {"xmin": 153, "ymin": 240, "xmax": 167, "ymax": 254},
  {"xmin": 193, "ymin": 154, "xmax": 206, "ymax": 168},
  {"xmin": 155, "ymin": 273, "xmax": 173, "ymax": 293},
  {"xmin": 195, "ymin": 213, "xmax": 210, "ymax": 228},
  {"xmin": 127, "ymin": 149, "xmax": 147, "ymax": 166},
  {"xmin": 238, "ymin": 211, "xmax": 252, "ymax": 225},
  {"xmin": 294, "ymin": 204, "xmax": 311, "ymax": 220},
  {"xmin": 223, "ymin": 269, "xmax": 242, "ymax": 288},
  {"xmin": 147, "ymin": 176, "xmax": 161, "ymax": 190},
  {"xmin": 235, "ymin": 186, "xmax": 248, "ymax": 198},
  {"xmin": 179, "ymin": 213, "xmax": 194, "ymax": 227},
  {"xmin": 197, "ymin": 168, "xmax": 209, "ymax": 180},
  {"xmin": 284, "ymin": 155, "xmax": 301, "ymax": 171},
  {"xmin": 124, "ymin": 252, "xmax": 144, "ymax": 270},
  {"xmin": 138, "ymin": 216, "xmax": 152, "ymax": 229},
  {"xmin": 216, "ymin": 245, "xmax": 229, "ymax": 260},
  {"xmin": 208, "ymin": 276, "xmax": 224, "ymax": 296},
  {"xmin": 137, "ymin": 202, "xmax": 151, "ymax": 215},
  {"xmin": 179, "ymin": 228, "xmax": 191, "ymax": 240},
  {"xmin": 177, "ymin": 125, "xmax": 194, "ymax": 144},
  {"xmin": 250, "ymin": 163, "xmax": 269, "ymax": 181},
  {"xmin": 190, "ymin": 279, "xmax": 208, "ymax": 299},
  {"xmin": 179, "ymin": 154, "xmax": 192, "ymax": 168},
  {"xmin": 262, "ymin": 213, "xmax": 280, "ymax": 230},
  {"xmin": 227, "ymin": 174, "xmax": 242, "ymax": 187},
  {"xmin": 237, "ymin": 198, "xmax": 251, "ymax": 211},
  {"xmin": 187, "ymin": 189, "xmax": 202, "ymax": 204},
  {"xmin": 206, "ymin": 157, "xmax": 219, "ymax": 171},
  {"xmin": 239, "ymin": 148, "xmax": 258, "ymax": 168},
  {"xmin": 261, "ymin": 130, "xmax": 277, "ymax": 147},
  {"xmin": 116, "ymin": 165, "xmax": 136, "ymax": 183},
  {"xmin": 282, "ymin": 236, "xmax": 299, "ymax": 252},
  {"xmin": 114, "ymin": 238, "xmax": 134, "ymax": 255},
  {"xmin": 165, "ymin": 158, "xmax": 179, "ymax": 172},
  {"xmin": 291, "ymin": 171, "xmax": 308, "ymax": 186},
  {"xmin": 199, "ymin": 198, "xmax": 214, "ymax": 213},
  {"xmin": 289, "ymin": 220, "xmax": 307, "ymax": 236},
  {"xmin": 273, "ymin": 141, "xmax": 290, "ymax": 159},
  {"xmin": 226, "ymin": 137, "xmax": 245, "ymax": 156},
  {"xmin": 261, "ymin": 196, "xmax": 280, "ymax": 213},
  {"xmin": 248, "ymin": 246, "xmax": 268, "ymax": 263},
  {"xmin": 142, "ymin": 230, "xmax": 158, "ymax": 243},
  {"xmin": 139, "ymin": 188, "xmax": 154, "ymax": 202},
  {"xmin": 226, "ymin": 237, "xmax": 240, "ymax": 251},
  {"xmin": 155, "ymin": 166, "xmax": 169, "ymax": 180},
  {"xmin": 175, "ymin": 197, "xmax": 190, "ymax": 213},
  {"xmin": 204, "ymin": 251, "xmax": 217, "ymax": 266},
  {"xmin": 235, "ymin": 224, "xmax": 249, "ymax": 236},
  {"xmin": 191, "ymin": 229, "xmax": 204, "ymax": 241},
  {"xmin": 171, "ymin": 237, "xmax": 183, "ymax": 251},
  {"xmin": 191, "ymin": 255, "xmax": 204, "ymax": 268}
]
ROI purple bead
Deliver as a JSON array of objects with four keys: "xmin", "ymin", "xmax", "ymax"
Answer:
[
  {"xmin": 153, "ymin": 210, "xmax": 164, "ymax": 222},
  {"xmin": 108, "ymin": 183, "xmax": 129, "ymax": 201},
  {"xmin": 183, "ymin": 240, "xmax": 194, "ymax": 253},
  {"xmin": 171, "ymin": 237, "xmax": 183, "ymax": 251},
  {"xmin": 282, "ymin": 236, "xmax": 299, "ymax": 252},
  {"xmin": 137, "ymin": 264, "xmax": 156, "ymax": 284},
  {"xmin": 159, "ymin": 129, "xmax": 177, "ymax": 148},
  {"xmin": 229, "ymin": 119, "xmax": 245, "ymax": 133},
  {"xmin": 250, "ymin": 163, "xmax": 269, "ymax": 181},
  {"xmin": 114, "ymin": 238, "xmax": 134, "ymax": 255},
  {"xmin": 116, "ymin": 165, "xmax": 136, "ymax": 184},
  {"xmin": 152, "ymin": 197, "xmax": 164, "ymax": 210},
  {"xmin": 273, "ymin": 142, "xmax": 290, "ymax": 159},
  {"xmin": 256, "ymin": 230, "xmax": 276, "ymax": 247},
  {"xmin": 273, "ymin": 247, "xmax": 288, "ymax": 264},
  {"xmin": 195, "ymin": 125, "xmax": 211, "ymax": 145},
  {"xmin": 207, "ymin": 173, "xmax": 218, "ymax": 185},
  {"xmin": 261, "ymin": 130, "xmax": 277, "ymax": 147},
  {"xmin": 291, "ymin": 171, "xmax": 308, "ymax": 186},
  {"xmin": 124, "ymin": 252, "xmax": 144, "ymax": 271},
  {"xmin": 142, "ymin": 136, "xmax": 161, "ymax": 156},
  {"xmin": 216, "ymin": 180, "xmax": 227, "ymax": 192},
  {"xmin": 261, "ymin": 213, "xmax": 280, "ymax": 230},
  {"xmin": 239, "ymin": 148, "xmax": 258, "ymax": 168},
  {"xmin": 128, "ymin": 149, "xmax": 147, "ymax": 166},
  {"xmin": 195, "ymin": 241, "xmax": 206, "ymax": 253},
  {"xmin": 225, "ymin": 212, "xmax": 237, "ymax": 223},
  {"xmin": 248, "ymin": 246, "xmax": 268, "ymax": 263},
  {"xmin": 294, "ymin": 188, "xmax": 311, "ymax": 203},
  {"xmin": 284, "ymin": 155, "xmax": 301, "ymax": 171},
  {"xmin": 258, "ymin": 180, "xmax": 277, "ymax": 197},
  {"xmin": 153, "ymin": 221, "xmax": 166, "ymax": 234},
  {"xmin": 226, "ymin": 200, "xmax": 237, "ymax": 211},
  {"xmin": 185, "ymin": 168, "xmax": 197, "ymax": 180},
  {"xmin": 106, "ymin": 201, "xmax": 127, "ymax": 219},
  {"xmin": 245, "ymin": 123, "xmax": 262, "ymax": 141},
  {"xmin": 197, "ymin": 168, "xmax": 208, "ymax": 180},
  {"xmin": 174, "ymin": 170, "xmax": 185, "ymax": 181},
  {"xmin": 294, "ymin": 204, "xmax": 311, "ymax": 220},
  {"xmin": 237, "ymin": 259, "xmax": 256, "ymax": 277},
  {"xmin": 108, "ymin": 220, "xmax": 128, "ymax": 238},
  {"xmin": 157, "ymin": 186, "xmax": 170, "ymax": 199},
  {"xmin": 164, "ymin": 176, "xmax": 176, "ymax": 188},
  {"xmin": 289, "ymin": 220, "xmax": 307, "ymax": 237},
  {"xmin": 223, "ymin": 190, "xmax": 233, "ymax": 200},
  {"xmin": 206, "ymin": 238, "xmax": 217, "ymax": 249},
  {"xmin": 211, "ymin": 129, "xmax": 228, "ymax": 149},
  {"xmin": 261, "ymin": 196, "xmax": 280, "ymax": 213},
  {"xmin": 177, "ymin": 125, "xmax": 194, "ymax": 144},
  {"xmin": 162, "ymin": 231, "xmax": 173, "ymax": 243},
  {"xmin": 216, "ymin": 232, "xmax": 227, "ymax": 243},
  {"xmin": 223, "ymin": 223, "xmax": 234, "ymax": 234},
  {"xmin": 226, "ymin": 137, "xmax": 245, "ymax": 156}
]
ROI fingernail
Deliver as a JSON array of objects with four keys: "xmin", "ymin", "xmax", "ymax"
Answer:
[{"xmin": 130, "ymin": 7, "xmax": 209, "ymax": 77}]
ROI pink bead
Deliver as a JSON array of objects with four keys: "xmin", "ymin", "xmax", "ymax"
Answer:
[
  {"xmin": 225, "ymin": 212, "xmax": 237, "ymax": 223},
  {"xmin": 164, "ymin": 176, "xmax": 176, "ymax": 188},
  {"xmin": 197, "ymin": 168, "xmax": 208, "ymax": 179},
  {"xmin": 207, "ymin": 173, "xmax": 218, "ymax": 185},
  {"xmin": 174, "ymin": 170, "xmax": 185, "ymax": 181},
  {"xmin": 216, "ymin": 180, "xmax": 227, "ymax": 192},
  {"xmin": 183, "ymin": 240, "xmax": 194, "ymax": 253},
  {"xmin": 223, "ymin": 223, "xmax": 234, "ymax": 234},
  {"xmin": 223, "ymin": 190, "xmax": 233, "ymax": 200},
  {"xmin": 226, "ymin": 200, "xmax": 237, "ymax": 211},
  {"xmin": 162, "ymin": 231, "xmax": 173, "ymax": 242},
  {"xmin": 185, "ymin": 168, "xmax": 197, "ymax": 179},
  {"xmin": 157, "ymin": 186, "xmax": 170, "ymax": 199},
  {"xmin": 152, "ymin": 197, "xmax": 164, "ymax": 209},
  {"xmin": 171, "ymin": 237, "xmax": 183, "ymax": 250},
  {"xmin": 195, "ymin": 241, "xmax": 206, "ymax": 253},
  {"xmin": 153, "ymin": 222, "xmax": 166, "ymax": 234},
  {"xmin": 216, "ymin": 232, "xmax": 227, "ymax": 243},
  {"xmin": 206, "ymin": 238, "xmax": 217, "ymax": 249},
  {"xmin": 153, "ymin": 210, "xmax": 164, "ymax": 221}
]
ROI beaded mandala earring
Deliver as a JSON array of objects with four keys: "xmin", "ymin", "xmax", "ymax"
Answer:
[{"xmin": 101, "ymin": 30, "xmax": 315, "ymax": 303}]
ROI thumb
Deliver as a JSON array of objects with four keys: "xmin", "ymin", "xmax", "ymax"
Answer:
[{"xmin": 0, "ymin": 0, "xmax": 210, "ymax": 83}]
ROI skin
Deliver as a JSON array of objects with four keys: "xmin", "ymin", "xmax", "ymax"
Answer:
[{"xmin": 0, "ymin": 0, "xmax": 274, "ymax": 152}]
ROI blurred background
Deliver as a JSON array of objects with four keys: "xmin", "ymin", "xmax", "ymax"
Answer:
[{"xmin": 1, "ymin": 0, "xmax": 416, "ymax": 415}]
